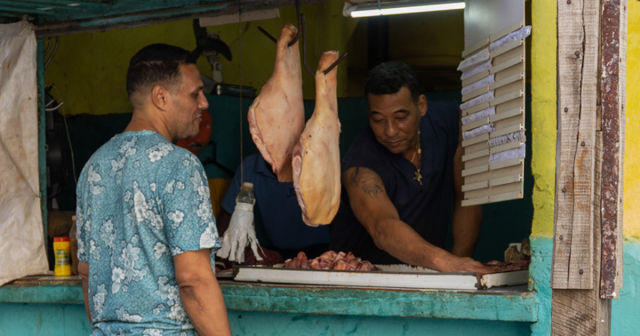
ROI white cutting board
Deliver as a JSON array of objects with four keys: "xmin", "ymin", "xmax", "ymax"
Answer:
[{"xmin": 233, "ymin": 264, "xmax": 528, "ymax": 290}]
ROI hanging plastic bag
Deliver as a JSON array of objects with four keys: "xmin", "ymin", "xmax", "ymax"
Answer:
[{"xmin": 216, "ymin": 183, "xmax": 262, "ymax": 263}]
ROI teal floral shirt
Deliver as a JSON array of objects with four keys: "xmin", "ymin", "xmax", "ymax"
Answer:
[{"xmin": 76, "ymin": 130, "xmax": 221, "ymax": 336}]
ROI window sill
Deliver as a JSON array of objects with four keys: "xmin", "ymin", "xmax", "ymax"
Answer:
[{"xmin": 0, "ymin": 276, "xmax": 537, "ymax": 322}]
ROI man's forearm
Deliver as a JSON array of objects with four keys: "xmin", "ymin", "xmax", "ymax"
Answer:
[
  {"xmin": 451, "ymin": 203, "xmax": 483, "ymax": 258},
  {"xmin": 179, "ymin": 277, "xmax": 231, "ymax": 336},
  {"xmin": 373, "ymin": 218, "xmax": 452, "ymax": 271},
  {"xmin": 78, "ymin": 261, "xmax": 91, "ymax": 323}
]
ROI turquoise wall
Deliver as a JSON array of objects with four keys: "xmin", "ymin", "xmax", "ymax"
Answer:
[
  {"xmin": 0, "ymin": 303, "xmax": 91, "ymax": 335},
  {"xmin": 611, "ymin": 241, "xmax": 640, "ymax": 335},
  {"xmin": 0, "ymin": 304, "xmax": 531, "ymax": 336}
]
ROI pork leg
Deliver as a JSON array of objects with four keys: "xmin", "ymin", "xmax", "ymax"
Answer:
[
  {"xmin": 292, "ymin": 51, "xmax": 341, "ymax": 226},
  {"xmin": 247, "ymin": 24, "xmax": 305, "ymax": 182}
]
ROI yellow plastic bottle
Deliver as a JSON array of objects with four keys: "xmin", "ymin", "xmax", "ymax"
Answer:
[{"xmin": 53, "ymin": 237, "xmax": 71, "ymax": 276}]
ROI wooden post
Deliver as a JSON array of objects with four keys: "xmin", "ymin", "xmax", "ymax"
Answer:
[
  {"xmin": 551, "ymin": 0, "xmax": 627, "ymax": 333},
  {"xmin": 552, "ymin": 0, "xmax": 600, "ymax": 290}
]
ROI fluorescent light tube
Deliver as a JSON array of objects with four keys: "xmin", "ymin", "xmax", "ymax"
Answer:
[{"xmin": 350, "ymin": 2, "xmax": 465, "ymax": 18}]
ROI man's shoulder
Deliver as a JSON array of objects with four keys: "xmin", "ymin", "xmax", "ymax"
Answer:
[{"xmin": 424, "ymin": 100, "xmax": 460, "ymax": 129}]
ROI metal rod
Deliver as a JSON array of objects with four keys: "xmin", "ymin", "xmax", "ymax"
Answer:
[
  {"xmin": 257, "ymin": 26, "xmax": 277, "ymax": 43},
  {"xmin": 22, "ymin": 0, "xmax": 110, "ymax": 6},
  {"xmin": 44, "ymin": 36, "xmax": 58, "ymax": 69},
  {"xmin": 300, "ymin": 14, "xmax": 314, "ymax": 76},
  {"xmin": 323, "ymin": 52, "xmax": 348, "ymax": 75},
  {"xmin": 287, "ymin": 0, "xmax": 301, "ymax": 47},
  {"xmin": 0, "ymin": 0, "xmax": 83, "ymax": 10},
  {"xmin": 43, "ymin": 37, "xmax": 51, "ymax": 55},
  {"xmin": 0, "ymin": 5, "xmax": 55, "ymax": 14}
]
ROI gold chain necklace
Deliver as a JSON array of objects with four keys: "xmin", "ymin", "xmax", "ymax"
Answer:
[{"xmin": 411, "ymin": 129, "xmax": 422, "ymax": 185}]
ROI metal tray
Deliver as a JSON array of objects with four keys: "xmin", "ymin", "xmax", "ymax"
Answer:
[{"xmin": 233, "ymin": 264, "xmax": 528, "ymax": 290}]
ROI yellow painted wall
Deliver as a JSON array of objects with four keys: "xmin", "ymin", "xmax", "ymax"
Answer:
[
  {"xmin": 623, "ymin": 0, "xmax": 640, "ymax": 240},
  {"xmin": 530, "ymin": 0, "xmax": 557, "ymax": 238},
  {"xmin": 44, "ymin": 1, "xmax": 359, "ymax": 115},
  {"xmin": 44, "ymin": 2, "xmax": 466, "ymax": 116}
]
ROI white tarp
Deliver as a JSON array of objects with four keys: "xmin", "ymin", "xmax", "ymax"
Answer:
[{"xmin": 0, "ymin": 21, "xmax": 49, "ymax": 286}]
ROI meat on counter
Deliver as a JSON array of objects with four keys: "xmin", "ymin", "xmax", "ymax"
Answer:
[
  {"xmin": 284, "ymin": 250, "xmax": 375, "ymax": 271},
  {"xmin": 484, "ymin": 258, "xmax": 530, "ymax": 272}
]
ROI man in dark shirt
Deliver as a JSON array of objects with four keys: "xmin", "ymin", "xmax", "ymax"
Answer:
[{"xmin": 331, "ymin": 62, "xmax": 491, "ymax": 273}]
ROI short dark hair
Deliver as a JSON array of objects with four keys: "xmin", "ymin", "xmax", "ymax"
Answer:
[
  {"xmin": 126, "ymin": 44, "xmax": 197, "ymax": 101},
  {"xmin": 364, "ymin": 61, "xmax": 420, "ymax": 103}
]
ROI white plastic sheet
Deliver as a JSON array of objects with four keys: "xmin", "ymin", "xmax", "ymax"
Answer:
[
  {"xmin": 457, "ymin": 48, "xmax": 490, "ymax": 72},
  {"xmin": 488, "ymin": 130, "xmax": 525, "ymax": 148},
  {"xmin": 461, "ymin": 106, "xmax": 495, "ymax": 125},
  {"xmin": 461, "ymin": 74, "xmax": 495, "ymax": 96},
  {"xmin": 460, "ymin": 60, "xmax": 492, "ymax": 81},
  {"xmin": 0, "ymin": 21, "xmax": 48, "ymax": 286},
  {"xmin": 489, "ymin": 144, "xmax": 526, "ymax": 164},
  {"xmin": 490, "ymin": 26, "xmax": 532, "ymax": 52},
  {"xmin": 460, "ymin": 91, "xmax": 494, "ymax": 111},
  {"xmin": 463, "ymin": 123, "xmax": 495, "ymax": 141}
]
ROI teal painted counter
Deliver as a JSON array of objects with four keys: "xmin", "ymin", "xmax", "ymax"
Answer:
[{"xmin": 0, "ymin": 277, "xmax": 537, "ymax": 322}]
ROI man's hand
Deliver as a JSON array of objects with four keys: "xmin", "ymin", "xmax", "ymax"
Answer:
[
  {"xmin": 436, "ymin": 254, "xmax": 493, "ymax": 274},
  {"xmin": 174, "ymin": 249, "xmax": 231, "ymax": 336}
]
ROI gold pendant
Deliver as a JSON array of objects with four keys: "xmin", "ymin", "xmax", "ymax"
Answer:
[{"xmin": 413, "ymin": 169, "xmax": 422, "ymax": 185}]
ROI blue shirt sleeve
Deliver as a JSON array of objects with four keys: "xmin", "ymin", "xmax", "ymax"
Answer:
[
  {"xmin": 220, "ymin": 162, "xmax": 243, "ymax": 214},
  {"xmin": 161, "ymin": 157, "xmax": 221, "ymax": 256}
]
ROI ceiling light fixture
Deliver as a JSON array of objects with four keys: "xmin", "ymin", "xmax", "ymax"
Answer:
[{"xmin": 344, "ymin": 0, "xmax": 465, "ymax": 18}]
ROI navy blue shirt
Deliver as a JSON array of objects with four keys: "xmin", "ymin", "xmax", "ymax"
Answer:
[
  {"xmin": 331, "ymin": 100, "xmax": 460, "ymax": 264},
  {"xmin": 221, "ymin": 154, "xmax": 331, "ymax": 250}
]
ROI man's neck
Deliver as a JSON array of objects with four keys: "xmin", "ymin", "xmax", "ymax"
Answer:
[
  {"xmin": 124, "ymin": 109, "xmax": 173, "ymax": 142},
  {"xmin": 401, "ymin": 132, "xmax": 420, "ymax": 167}
]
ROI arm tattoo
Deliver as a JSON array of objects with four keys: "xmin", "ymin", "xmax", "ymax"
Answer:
[{"xmin": 349, "ymin": 167, "xmax": 384, "ymax": 198}]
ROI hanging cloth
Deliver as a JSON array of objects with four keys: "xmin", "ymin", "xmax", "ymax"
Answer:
[{"xmin": 0, "ymin": 20, "xmax": 49, "ymax": 286}]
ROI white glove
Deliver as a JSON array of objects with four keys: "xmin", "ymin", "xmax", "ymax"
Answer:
[{"xmin": 216, "ymin": 202, "xmax": 262, "ymax": 263}]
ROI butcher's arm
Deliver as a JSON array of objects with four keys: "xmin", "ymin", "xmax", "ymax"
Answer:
[
  {"xmin": 174, "ymin": 249, "xmax": 231, "ymax": 336},
  {"xmin": 451, "ymin": 133, "xmax": 483, "ymax": 258},
  {"xmin": 344, "ymin": 167, "xmax": 491, "ymax": 273},
  {"xmin": 79, "ymin": 261, "xmax": 92, "ymax": 322}
]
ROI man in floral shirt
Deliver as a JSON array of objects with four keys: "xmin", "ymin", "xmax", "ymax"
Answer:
[{"xmin": 76, "ymin": 44, "xmax": 232, "ymax": 335}]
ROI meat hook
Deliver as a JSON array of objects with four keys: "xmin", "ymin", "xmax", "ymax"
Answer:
[
  {"xmin": 257, "ymin": 26, "xmax": 277, "ymax": 43},
  {"xmin": 257, "ymin": 0, "xmax": 301, "ymax": 47},
  {"xmin": 257, "ymin": 0, "xmax": 347, "ymax": 76},
  {"xmin": 300, "ymin": 14, "xmax": 315, "ymax": 76},
  {"xmin": 287, "ymin": 0, "xmax": 302, "ymax": 46},
  {"xmin": 323, "ymin": 52, "xmax": 348, "ymax": 75}
]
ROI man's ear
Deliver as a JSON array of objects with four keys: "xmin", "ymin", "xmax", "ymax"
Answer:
[
  {"xmin": 151, "ymin": 85, "xmax": 170, "ymax": 111},
  {"xmin": 418, "ymin": 94, "xmax": 428, "ymax": 117}
]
